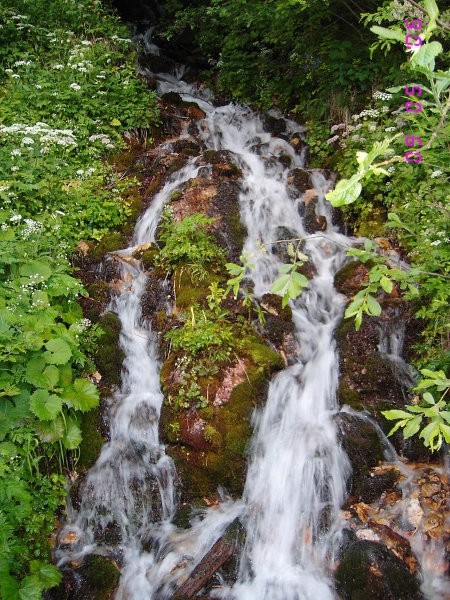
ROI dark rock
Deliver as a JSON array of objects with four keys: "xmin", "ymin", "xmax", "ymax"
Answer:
[
  {"xmin": 336, "ymin": 412, "xmax": 398, "ymax": 503},
  {"xmin": 335, "ymin": 539, "xmax": 423, "ymax": 599}
]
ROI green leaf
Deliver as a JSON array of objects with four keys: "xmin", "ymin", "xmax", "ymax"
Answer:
[
  {"xmin": 380, "ymin": 276, "xmax": 393, "ymax": 294},
  {"xmin": 271, "ymin": 274, "xmax": 290, "ymax": 294},
  {"xmin": 419, "ymin": 421, "xmax": 441, "ymax": 450},
  {"xmin": 63, "ymin": 378, "xmax": 99, "ymax": 412},
  {"xmin": 35, "ymin": 417, "xmax": 65, "ymax": 443},
  {"xmin": 30, "ymin": 561, "xmax": 62, "ymax": 588},
  {"xmin": 422, "ymin": 392, "xmax": 436, "ymax": 404},
  {"xmin": 382, "ymin": 409, "xmax": 414, "ymax": 420},
  {"xmin": 63, "ymin": 418, "xmax": 82, "ymax": 449},
  {"xmin": 18, "ymin": 575, "xmax": 42, "ymax": 600},
  {"xmin": 423, "ymin": 0, "xmax": 439, "ymax": 22},
  {"xmin": 366, "ymin": 295, "xmax": 382, "ymax": 316},
  {"xmin": 44, "ymin": 338, "xmax": 72, "ymax": 365},
  {"xmin": 440, "ymin": 422, "xmax": 450, "ymax": 443},
  {"xmin": 411, "ymin": 42, "xmax": 443, "ymax": 70},
  {"xmin": 29, "ymin": 389, "xmax": 62, "ymax": 421},
  {"xmin": 25, "ymin": 357, "xmax": 48, "ymax": 387},
  {"xmin": 370, "ymin": 25, "xmax": 405, "ymax": 43},
  {"xmin": 325, "ymin": 175, "xmax": 362, "ymax": 207},
  {"xmin": 403, "ymin": 415, "xmax": 422, "ymax": 438},
  {"xmin": 19, "ymin": 261, "xmax": 52, "ymax": 281}
]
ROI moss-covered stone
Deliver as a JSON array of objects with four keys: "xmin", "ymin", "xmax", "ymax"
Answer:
[
  {"xmin": 78, "ymin": 408, "xmax": 104, "ymax": 471},
  {"xmin": 95, "ymin": 312, "xmax": 124, "ymax": 387},
  {"xmin": 335, "ymin": 539, "xmax": 423, "ymax": 600},
  {"xmin": 90, "ymin": 232, "xmax": 127, "ymax": 262},
  {"xmin": 77, "ymin": 554, "xmax": 120, "ymax": 600}
]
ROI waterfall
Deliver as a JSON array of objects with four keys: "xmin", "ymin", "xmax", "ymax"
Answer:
[{"xmin": 57, "ymin": 49, "xmax": 444, "ymax": 599}]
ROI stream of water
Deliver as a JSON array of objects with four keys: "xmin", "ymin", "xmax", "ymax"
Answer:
[{"xmin": 56, "ymin": 42, "xmax": 448, "ymax": 599}]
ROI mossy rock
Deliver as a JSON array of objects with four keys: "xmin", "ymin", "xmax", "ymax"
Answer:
[
  {"xmin": 356, "ymin": 207, "xmax": 387, "ymax": 238},
  {"xmin": 239, "ymin": 335, "xmax": 285, "ymax": 372},
  {"xmin": 90, "ymin": 232, "xmax": 126, "ymax": 262},
  {"xmin": 173, "ymin": 268, "xmax": 222, "ymax": 310},
  {"xmin": 76, "ymin": 555, "xmax": 120, "ymax": 600},
  {"xmin": 82, "ymin": 281, "xmax": 111, "ymax": 322},
  {"xmin": 95, "ymin": 312, "xmax": 124, "ymax": 387},
  {"xmin": 78, "ymin": 407, "xmax": 104, "ymax": 471},
  {"xmin": 335, "ymin": 539, "xmax": 423, "ymax": 600}
]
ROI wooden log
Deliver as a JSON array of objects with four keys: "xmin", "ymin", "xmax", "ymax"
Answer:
[{"xmin": 172, "ymin": 538, "xmax": 235, "ymax": 599}]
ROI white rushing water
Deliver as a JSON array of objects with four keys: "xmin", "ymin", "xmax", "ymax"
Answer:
[{"xmin": 59, "ymin": 61, "xmax": 446, "ymax": 599}]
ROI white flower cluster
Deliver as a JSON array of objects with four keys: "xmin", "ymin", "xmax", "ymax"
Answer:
[
  {"xmin": 352, "ymin": 109, "xmax": 380, "ymax": 120},
  {"xmin": 384, "ymin": 126, "xmax": 396, "ymax": 132},
  {"xmin": 430, "ymin": 170, "xmax": 442, "ymax": 178},
  {"xmin": 0, "ymin": 122, "xmax": 77, "ymax": 147},
  {"xmin": 326, "ymin": 135, "xmax": 339, "ymax": 145},
  {"xmin": 14, "ymin": 60, "xmax": 32, "ymax": 67},
  {"xmin": 70, "ymin": 82, "xmax": 81, "ymax": 91},
  {"xmin": 330, "ymin": 123, "xmax": 346, "ymax": 133},
  {"xmin": 88, "ymin": 134, "xmax": 114, "ymax": 148},
  {"xmin": 22, "ymin": 218, "xmax": 43, "ymax": 238},
  {"xmin": 373, "ymin": 91, "xmax": 392, "ymax": 101},
  {"xmin": 76, "ymin": 167, "xmax": 96, "ymax": 179}
]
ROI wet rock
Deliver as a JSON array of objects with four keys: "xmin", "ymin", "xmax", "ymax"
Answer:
[
  {"xmin": 336, "ymin": 412, "xmax": 395, "ymax": 503},
  {"xmin": 287, "ymin": 168, "xmax": 311, "ymax": 196},
  {"xmin": 95, "ymin": 312, "xmax": 125, "ymax": 388},
  {"xmin": 335, "ymin": 538, "xmax": 424, "ymax": 599}
]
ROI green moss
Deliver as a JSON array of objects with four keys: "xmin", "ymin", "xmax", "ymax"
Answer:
[
  {"xmin": 90, "ymin": 232, "xmax": 126, "ymax": 262},
  {"xmin": 78, "ymin": 407, "xmax": 103, "ymax": 471},
  {"xmin": 79, "ymin": 555, "xmax": 120, "ymax": 600},
  {"xmin": 338, "ymin": 381, "xmax": 362, "ymax": 409},
  {"xmin": 203, "ymin": 424, "xmax": 222, "ymax": 448},
  {"xmin": 96, "ymin": 312, "xmax": 124, "ymax": 386},
  {"xmin": 139, "ymin": 248, "xmax": 159, "ymax": 270},
  {"xmin": 356, "ymin": 207, "xmax": 386, "ymax": 238},
  {"xmin": 228, "ymin": 211, "xmax": 247, "ymax": 253},
  {"xmin": 239, "ymin": 335, "xmax": 284, "ymax": 371}
]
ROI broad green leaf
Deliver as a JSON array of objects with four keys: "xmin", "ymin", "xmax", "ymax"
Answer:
[
  {"xmin": 419, "ymin": 420, "xmax": 440, "ymax": 449},
  {"xmin": 35, "ymin": 417, "xmax": 64, "ymax": 443},
  {"xmin": 44, "ymin": 338, "xmax": 72, "ymax": 365},
  {"xmin": 291, "ymin": 271, "xmax": 309, "ymax": 287},
  {"xmin": 19, "ymin": 261, "xmax": 52, "ymax": 281},
  {"xmin": 30, "ymin": 561, "xmax": 62, "ymax": 588},
  {"xmin": 423, "ymin": 0, "xmax": 439, "ymax": 22},
  {"xmin": 63, "ymin": 418, "xmax": 82, "ymax": 449},
  {"xmin": 18, "ymin": 575, "xmax": 42, "ymax": 600},
  {"xmin": 325, "ymin": 175, "xmax": 362, "ymax": 207},
  {"xmin": 370, "ymin": 25, "xmax": 404, "ymax": 43},
  {"xmin": 63, "ymin": 378, "xmax": 99, "ymax": 412},
  {"xmin": 354, "ymin": 311, "xmax": 362, "ymax": 331},
  {"xmin": 271, "ymin": 274, "xmax": 290, "ymax": 294},
  {"xmin": 440, "ymin": 422, "xmax": 450, "ymax": 443},
  {"xmin": 0, "ymin": 441, "xmax": 18, "ymax": 457},
  {"xmin": 366, "ymin": 295, "xmax": 382, "ymax": 316},
  {"xmin": 29, "ymin": 389, "xmax": 62, "ymax": 421},
  {"xmin": 0, "ymin": 575, "xmax": 19, "ymax": 600},
  {"xmin": 380, "ymin": 276, "xmax": 393, "ymax": 294},
  {"xmin": 225, "ymin": 263, "xmax": 244, "ymax": 276},
  {"xmin": 382, "ymin": 409, "xmax": 415, "ymax": 420},
  {"xmin": 411, "ymin": 42, "xmax": 443, "ymax": 70},
  {"xmin": 440, "ymin": 411, "xmax": 450, "ymax": 425},
  {"xmin": 25, "ymin": 357, "xmax": 48, "ymax": 387},
  {"xmin": 403, "ymin": 415, "xmax": 422, "ymax": 438},
  {"xmin": 422, "ymin": 392, "xmax": 436, "ymax": 404}
]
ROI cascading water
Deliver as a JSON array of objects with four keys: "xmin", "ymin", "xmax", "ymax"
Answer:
[{"xmin": 57, "ymin": 45, "xmax": 445, "ymax": 599}]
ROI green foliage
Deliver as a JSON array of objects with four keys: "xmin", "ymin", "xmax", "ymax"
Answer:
[
  {"xmin": 156, "ymin": 211, "xmax": 226, "ymax": 281},
  {"xmin": 165, "ymin": 305, "xmax": 234, "ymax": 409},
  {"xmin": 0, "ymin": 0, "xmax": 160, "ymax": 593},
  {"xmin": 382, "ymin": 369, "xmax": 450, "ymax": 452},
  {"xmin": 226, "ymin": 242, "xmax": 309, "ymax": 310},
  {"xmin": 343, "ymin": 240, "xmax": 419, "ymax": 330},
  {"xmin": 159, "ymin": 0, "xmax": 400, "ymax": 117},
  {"xmin": 0, "ymin": 430, "xmax": 66, "ymax": 599}
]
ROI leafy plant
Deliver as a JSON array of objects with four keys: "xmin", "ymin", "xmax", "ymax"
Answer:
[
  {"xmin": 156, "ymin": 212, "xmax": 226, "ymax": 280},
  {"xmin": 383, "ymin": 369, "xmax": 450, "ymax": 451}
]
